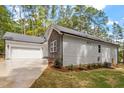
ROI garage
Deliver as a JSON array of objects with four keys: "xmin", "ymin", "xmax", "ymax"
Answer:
[
  {"xmin": 11, "ymin": 47, "xmax": 43, "ymax": 59},
  {"xmin": 3, "ymin": 32, "xmax": 46, "ymax": 59}
]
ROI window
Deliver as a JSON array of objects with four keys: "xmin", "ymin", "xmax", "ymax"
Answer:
[
  {"xmin": 50, "ymin": 40, "xmax": 57, "ymax": 53},
  {"xmin": 98, "ymin": 45, "xmax": 101, "ymax": 53}
]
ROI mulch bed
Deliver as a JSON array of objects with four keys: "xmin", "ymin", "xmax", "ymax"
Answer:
[
  {"xmin": 48, "ymin": 62, "xmax": 92, "ymax": 72},
  {"xmin": 48, "ymin": 61, "xmax": 119, "ymax": 72}
]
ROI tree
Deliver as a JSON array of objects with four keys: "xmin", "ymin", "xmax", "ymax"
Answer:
[
  {"xmin": 112, "ymin": 22, "xmax": 124, "ymax": 63},
  {"xmin": 74, "ymin": 5, "xmax": 89, "ymax": 32},
  {"xmin": 11, "ymin": 5, "xmax": 51, "ymax": 36},
  {"xmin": 0, "ymin": 5, "xmax": 16, "ymax": 54},
  {"xmin": 8, "ymin": 5, "xmax": 110, "ymax": 38},
  {"xmin": 57, "ymin": 5, "xmax": 74, "ymax": 29},
  {"xmin": 112, "ymin": 22, "xmax": 123, "ymax": 42},
  {"xmin": 0, "ymin": 6, "xmax": 14, "ymax": 37}
]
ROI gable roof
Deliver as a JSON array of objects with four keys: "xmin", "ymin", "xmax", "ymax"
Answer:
[
  {"xmin": 50, "ymin": 25, "xmax": 119, "ymax": 46},
  {"xmin": 3, "ymin": 32, "xmax": 45, "ymax": 44}
]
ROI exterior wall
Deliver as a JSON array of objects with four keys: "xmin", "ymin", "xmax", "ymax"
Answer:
[
  {"xmin": 42, "ymin": 42, "xmax": 48, "ymax": 58},
  {"xmin": 63, "ymin": 34, "xmax": 118, "ymax": 66},
  {"xmin": 102, "ymin": 45, "xmax": 117, "ymax": 64},
  {"xmin": 5, "ymin": 40, "xmax": 43, "ymax": 59},
  {"xmin": 48, "ymin": 30, "xmax": 63, "ymax": 62}
]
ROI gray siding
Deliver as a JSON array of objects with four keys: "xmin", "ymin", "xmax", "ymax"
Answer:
[
  {"xmin": 63, "ymin": 34, "xmax": 118, "ymax": 66},
  {"xmin": 48, "ymin": 30, "xmax": 63, "ymax": 63}
]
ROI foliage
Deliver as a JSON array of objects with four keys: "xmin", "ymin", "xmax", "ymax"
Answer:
[
  {"xmin": 0, "ymin": 5, "xmax": 17, "ymax": 54},
  {"xmin": 65, "ymin": 63, "xmax": 110, "ymax": 71},
  {"xmin": 0, "ymin": 40, "xmax": 4, "ymax": 54},
  {"xmin": 112, "ymin": 22, "xmax": 123, "ymax": 41},
  {"xmin": 66, "ymin": 64, "xmax": 75, "ymax": 70},
  {"xmin": 54, "ymin": 58, "xmax": 62, "ymax": 68},
  {"xmin": 104, "ymin": 62, "xmax": 112, "ymax": 68},
  {"xmin": 119, "ymin": 50, "xmax": 123, "ymax": 63},
  {"xmin": 79, "ymin": 64, "xmax": 88, "ymax": 70},
  {"xmin": 0, "ymin": 6, "xmax": 14, "ymax": 37}
]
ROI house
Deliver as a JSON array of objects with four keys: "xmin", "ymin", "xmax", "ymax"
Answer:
[
  {"xmin": 3, "ymin": 32, "xmax": 48, "ymax": 59},
  {"xmin": 45, "ymin": 25, "xmax": 119, "ymax": 66},
  {"xmin": 3, "ymin": 25, "xmax": 119, "ymax": 66}
]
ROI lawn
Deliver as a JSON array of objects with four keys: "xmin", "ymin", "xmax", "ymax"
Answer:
[{"xmin": 31, "ymin": 64, "xmax": 124, "ymax": 88}]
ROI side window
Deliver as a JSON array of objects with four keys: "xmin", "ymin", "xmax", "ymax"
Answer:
[
  {"xmin": 54, "ymin": 40, "xmax": 57, "ymax": 52},
  {"xmin": 98, "ymin": 45, "xmax": 101, "ymax": 53},
  {"xmin": 50, "ymin": 42, "xmax": 53, "ymax": 53},
  {"xmin": 50, "ymin": 40, "xmax": 57, "ymax": 53}
]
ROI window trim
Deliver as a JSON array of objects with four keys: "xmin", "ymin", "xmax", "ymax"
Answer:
[{"xmin": 50, "ymin": 40, "xmax": 57, "ymax": 53}]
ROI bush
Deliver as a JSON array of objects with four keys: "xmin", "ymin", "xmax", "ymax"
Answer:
[
  {"xmin": 65, "ymin": 62, "xmax": 112, "ymax": 71},
  {"xmin": 0, "ymin": 40, "xmax": 5, "ymax": 54},
  {"xmin": 87, "ymin": 64, "xmax": 93, "ymax": 69},
  {"xmin": 79, "ymin": 64, "xmax": 87, "ymax": 70},
  {"xmin": 104, "ymin": 62, "xmax": 112, "ymax": 68},
  {"xmin": 97, "ymin": 63, "xmax": 103, "ymax": 68},
  {"xmin": 54, "ymin": 58, "xmax": 62, "ymax": 68},
  {"xmin": 66, "ymin": 64, "xmax": 74, "ymax": 70},
  {"xmin": 88, "ymin": 63, "xmax": 103, "ymax": 69},
  {"xmin": 90, "ymin": 63, "xmax": 95, "ymax": 69},
  {"xmin": 94, "ymin": 63, "xmax": 98, "ymax": 69}
]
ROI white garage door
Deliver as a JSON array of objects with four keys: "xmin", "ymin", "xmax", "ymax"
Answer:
[{"xmin": 11, "ymin": 47, "xmax": 43, "ymax": 59}]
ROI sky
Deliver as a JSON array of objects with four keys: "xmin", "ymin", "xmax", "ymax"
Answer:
[
  {"xmin": 103, "ymin": 5, "xmax": 124, "ymax": 26},
  {"xmin": 92, "ymin": 5, "xmax": 124, "ymax": 35},
  {"xmin": 93, "ymin": 5, "xmax": 124, "ymax": 26}
]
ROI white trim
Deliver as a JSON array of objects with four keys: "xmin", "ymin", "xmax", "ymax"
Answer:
[
  {"xmin": 46, "ymin": 26, "xmax": 62, "ymax": 41},
  {"xmin": 5, "ymin": 40, "xmax": 44, "ymax": 59},
  {"xmin": 50, "ymin": 40, "xmax": 57, "ymax": 53}
]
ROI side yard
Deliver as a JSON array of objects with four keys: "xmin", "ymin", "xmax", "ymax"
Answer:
[{"xmin": 31, "ymin": 64, "xmax": 124, "ymax": 88}]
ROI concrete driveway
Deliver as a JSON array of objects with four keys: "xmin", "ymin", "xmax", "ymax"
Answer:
[{"xmin": 0, "ymin": 59, "xmax": 48, "ymax": 88}]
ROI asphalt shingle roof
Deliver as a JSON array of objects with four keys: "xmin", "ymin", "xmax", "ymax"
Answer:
[
  {"xmin": 52, "ymin": 25, "xmax": 118, "ymax": 46},
  {"xmin": 3, "ymin": 32, "xmax": 45, "ymax": 44},
  {"xmin": 3, "ymin": 25, "xmax": 119, "ymax": 46}
]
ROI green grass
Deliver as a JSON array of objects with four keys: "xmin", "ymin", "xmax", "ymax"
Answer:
[{"xmin": 31, "ymin": 64, "xmax": 124, "ymax": 88}]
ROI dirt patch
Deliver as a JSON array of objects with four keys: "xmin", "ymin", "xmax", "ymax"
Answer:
[
  {"xmin": 106, "ymin": 77, "xmax": 117, "ymax": 87},
  {"xmin": 79, "ymin": 80, "xmax": 93, "ymax": 87}
]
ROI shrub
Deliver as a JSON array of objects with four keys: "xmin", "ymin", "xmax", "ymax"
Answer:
[
  {"xmin": 54, "ymin": 58, "xmax": 62, "ymax": 68},
  {"xmin": 96, "ymin": 63, "xmax": 103, "ymax": 68},
  {"xmin": 66, "ymin": 64, "xmax": 74, "ymax": 70},
  {"xmin": 87, "ymin": 64, "xmax": 93, "ymax": 69},
  {"xmin": 79, "ymin": 64, "xmax": 87, "ymax": 70},
  {"xmin": 97, "ymin": 63, "xmax": 102, "ymax": 68},
  {"xmin": 79, "ymin": 64, "xmax": 83, "ymax": 70},
  {"xmin": 104, "ymin": 62, "xmax": 112, "ymax": 68},
  {"xmin": 90, "ymin": 63, "xmax": 95, "ymax": 69},
  {"xmin": 94, "ymin": 63, "xmax": 98, "ymax": 69}
]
